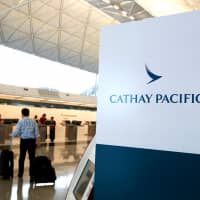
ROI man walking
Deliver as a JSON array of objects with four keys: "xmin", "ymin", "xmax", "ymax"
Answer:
[{"xmin": 12, "ymin": 108, "xmax": 39, "ymax": 182}]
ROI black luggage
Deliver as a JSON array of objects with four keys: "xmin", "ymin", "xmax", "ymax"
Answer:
[
  {"xmin": 33, "ymin": 156, "xmax": 56, "ymax": 185},
  {"xmin": 0, "ymin": 149, "xmax": 14, "ymax": 179}
]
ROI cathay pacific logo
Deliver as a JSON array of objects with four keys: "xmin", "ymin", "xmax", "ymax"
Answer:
[
  {"xmin": 145, "ymin": 64, "xmax": 162, "ymax": 84},
  {"xmin": 109, "ymin": 64, "xmax": 200, "ymax": 104}
]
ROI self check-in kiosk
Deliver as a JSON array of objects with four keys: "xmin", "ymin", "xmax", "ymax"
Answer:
[
  {"xmin": 87, "ymin": 121, "xmax": 96, "ymax": 138},
  {"xmin": 0, "ymin": 119, "xmax": 18, "ymax": 145},
  {"xmin": 65, "ymin": 121, "xmax": 82, "ymax": 143},
  {"xmin": 65, "ymin": 136, "xmax": 95, "ymax": 200}
]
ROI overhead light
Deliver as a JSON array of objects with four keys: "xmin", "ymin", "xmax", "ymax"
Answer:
[
  {"xmin": 0, "ymin": 94, "xmax": 21, "ymax": 98},
  {"xmin": 113, "ymin": 4, "xmax": 120, "ymax": 10},
  {"xmin": 62, "ymin": 101, "xmax": 87, "ymax": 106},
  {"xmin": 47, "ymin": 99, "xmax": 67, "ymax": 103},
  {"xmin": 56, "ymin": 100, "xmax": 67, "ymax": 103},
  {"xmin": 39, "ymin": 98, "xmax": 47, "ymax": 101},
  {"xmin": 18, "ymin": 0, "xmax": 25, "ymax": 4},
  {"xmin": 83, "ymin": 104, "xmax": 96, "ymax": 107},
  {"xmin": 102, "ymin": 0, "xmax": 111, "ymax": 4},
  {"xmin": 121, "ymin": 11, "xmax": 127, "ymax": 16},
  {"xmin": 185, "ymin": 0, "xmax": 200, "ymax": 9},
  {"xmin": 35, "ymin": 183, "xmax": 54, "ymax": 187},
  {"xmin": 64, "ymin": 101, "xmax": 81, "ymax": 105},
  {"xmin": 135, "ymin": 0, "xmax": 192, "ymax": 17},
  {"xmin": 129, "ymin": 16, "xmax": 135, "ymax": 20},
  {"xmin": 21, "ymin": 97, "xmax": 39, "ymax": 101},
  {"xmin": 47, "ymin": 99, "xmax": 60, "ymax": 102}
]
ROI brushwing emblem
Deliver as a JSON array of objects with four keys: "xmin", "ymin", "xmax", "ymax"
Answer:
[{"xmin": 145, "ymin": 64, "xmax": 162, "ymax": 84}]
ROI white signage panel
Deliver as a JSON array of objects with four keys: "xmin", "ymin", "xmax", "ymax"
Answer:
[{"xmin": 97, "ymin": 11, "xmax": 200, "ymax": 154}]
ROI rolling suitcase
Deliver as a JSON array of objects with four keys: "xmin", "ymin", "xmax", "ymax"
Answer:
[
  {"xmin": 0, "ymin": 136, "xmax": 14, "ymax": 179},
  {"xmin": 33, "ymin": 156, "xmax": 56, "ymax": 185}
]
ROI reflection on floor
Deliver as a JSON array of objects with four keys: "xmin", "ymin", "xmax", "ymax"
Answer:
[{"xmin": 0, "ymin": 142, "xmax": 89, "ymax": 200}]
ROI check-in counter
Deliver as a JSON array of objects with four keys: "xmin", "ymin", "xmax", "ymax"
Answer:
[
  {"xmin": 88, "ymin": 121, "xmax": 96, "ymax": 138},
  {"xmin": 0, "ymin": 125, "xmax": 5, "ymax": 144},
  {"xmin": 65, "ymin": 124, "xmax": 77, "ymax": 143},
  {"xmin": 88, "ymin": 124, "xmax": 96, "ymax": 137},
  {"xmin": 0, "ymin": 119, "xmax": 18, "ymax": 144},
  {"xmin": 0, "ymin": 124, "xmax": 13, "ymax": 144}
]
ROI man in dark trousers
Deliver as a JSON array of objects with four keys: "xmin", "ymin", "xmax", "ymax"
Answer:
[
  {"xmin": 49, "ymin": 116, "xmax": 56, "ymax": 143},
  {"xmin": 12, "ymin": 108, "xmax": 39, "ymax": 182}
]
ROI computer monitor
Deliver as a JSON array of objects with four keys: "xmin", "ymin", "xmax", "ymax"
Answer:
[
  {"xmin": 45, "ymin": 120, "xmax": 51, "ymax": 125},
  {"xmin": 72, "ymin": 121, "xmax": 82, "ymax": 126},
  {"xmin": 3, "ymin": 119, "xmax": 19, "ymax": 124},
  {"xmin": 65, "ymin": 137, "xmax": 95, "ymax": 200}
]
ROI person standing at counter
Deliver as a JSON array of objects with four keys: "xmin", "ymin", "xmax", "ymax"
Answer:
[
  {"xmin": 11, "ymin": 108, "xmax": 39, "ymax": 182},
  {"xmin": 49, "ymin": 116, "xmax": 56, "ymax": 143},
  {"xmin": 39, "ymin": 113, "xmax": 47, "ymax": 141},
  {"xmin": 39, "ymin": 113, "xmax": 47, "ymax": 125}
]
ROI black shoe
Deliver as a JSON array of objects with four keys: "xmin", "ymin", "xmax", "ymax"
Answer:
[
  {"xmin": 18, "ymin": 174, "xmax": 23, "ymax": 178},
  {"xmin": 30, "ymin": 177, "xmax": 34, "ymax": 183}
]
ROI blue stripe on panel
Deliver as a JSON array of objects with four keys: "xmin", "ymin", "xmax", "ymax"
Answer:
[{"xmin": 95, "ymin": 144, "xmax": 200, "ymax": 200}]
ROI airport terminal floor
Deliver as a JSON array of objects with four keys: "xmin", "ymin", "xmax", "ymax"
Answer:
[{"xmin": 0, "ymin": 141, "xmax": 90, "ymax": 200}]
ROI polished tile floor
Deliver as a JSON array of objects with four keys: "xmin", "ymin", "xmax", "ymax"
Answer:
[{"xmin": 0, "ymin": 142, "xmax": 89, "ymax": 200}]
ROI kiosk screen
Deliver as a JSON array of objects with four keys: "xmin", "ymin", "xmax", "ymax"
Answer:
[{"xmin": 73, "ymin": 160, "xmax": 94, "ymax": 200}]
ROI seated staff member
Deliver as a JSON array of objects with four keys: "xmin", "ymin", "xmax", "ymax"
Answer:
[{"xmin": 12, "ymin": 108, "xmax": 39, "ymax": 182}]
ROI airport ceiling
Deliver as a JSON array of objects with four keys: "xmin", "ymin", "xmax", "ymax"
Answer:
[{"xmin": 0, "ymin": 0, "xmax": 199, "ymax": 74}]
